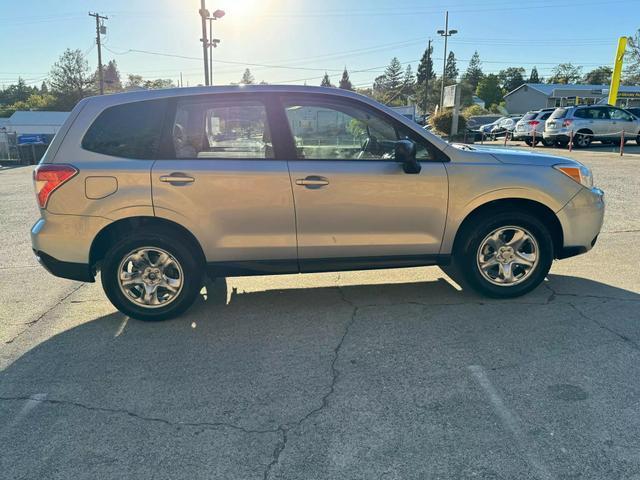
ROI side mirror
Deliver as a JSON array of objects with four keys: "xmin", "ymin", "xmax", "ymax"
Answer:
[{"xmin": 395, "ymin": 139, "xmax": 421, "ymax": 174}]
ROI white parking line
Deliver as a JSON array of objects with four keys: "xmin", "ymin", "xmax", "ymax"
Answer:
[
  {"xmin": 468, "ymin": 365, "xmax": 555, "ymax": 480},
  {"xmin": 114, "ymin": 316, "xmax": 129, "ymax": 337}
]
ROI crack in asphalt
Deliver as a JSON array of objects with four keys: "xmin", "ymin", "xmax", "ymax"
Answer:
[
  {"xmin": 4, "ymin": 283, "xmax": 85, "ymax": 344},
  {"xmin": 567, "ymin": 302, "xmax": 640, "ymax": 352}
]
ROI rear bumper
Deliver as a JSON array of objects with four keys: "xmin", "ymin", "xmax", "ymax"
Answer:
[
  {"xmin": 543, "ymin": 131, "xmax": 570, "ymax": 142},
  {"xmin": 33, "ymin": 250, "xmax": 94, "ymax": 282},
  {"xmin": 556, "ymin": 187, "xmax": 605, "ymax": 259}
]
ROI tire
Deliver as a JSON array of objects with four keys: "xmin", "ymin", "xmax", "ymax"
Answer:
[
  {"xmin": 524, "ymin": 138, "xmax": 533, "ymax": 147},
  {"xmin": 541, "ymin": 138, "xmax": 553, "ymax": 147},
  {"xmin": 101, "ymin": 229, "xmax": 204, "ymax": 321},
  {"xmin": 573, "ymin": 131, "xmax": 592, "ymax": 148},
  {"xmin": 636, "ymin": 133, "xmax": 640, "ymax": 146},
  {"xmin": 451, "ymin": 210, "xmax": 554, "ymax": 298},
  {"xmin": 555, "ymin": 140, "xmax": 568, "ymax": 148}
]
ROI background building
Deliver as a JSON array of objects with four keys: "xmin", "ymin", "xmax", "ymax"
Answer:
[{"xmin": 504, "ymin": 83, "xmax": 640, "ymax": 113}]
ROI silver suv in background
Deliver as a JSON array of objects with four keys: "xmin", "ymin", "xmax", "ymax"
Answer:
[
  {"xmin": 513, "ymin": 108, "xmax": 555, "ymax": 146},
  {"xmin": 31, "ymin": 85, "xmax": 605, "ymax": 321},
  {"xmin": 544, "ymin": 105, "xmax": 640, "ymax": 148}
]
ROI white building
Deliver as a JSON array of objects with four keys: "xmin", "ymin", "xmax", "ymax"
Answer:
[{"xmin": 5, "ymin": 111, "xmax": 69, "ymax": 136}]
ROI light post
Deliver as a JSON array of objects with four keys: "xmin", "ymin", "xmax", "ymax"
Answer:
[
  {"xmin": 437, "ymin": 11, "xmax": 457, "ymax": 110},
  {"xmin": 207, "ymin": 9, "xmax": 225, "ymax": 86}
]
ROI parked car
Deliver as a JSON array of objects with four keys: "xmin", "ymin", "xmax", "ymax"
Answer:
[
  {"xmin": 625, "ymin": 107, "xmax": 640, "ymax": 119},
  {"xmin": 466, "ymin": 115, "xmax": 502, "ymax": 141},
  {"xmin": 31, "ymin": 85, "xmax": 604, "ymax": 320},
  {"xmin": 513, "ymin": 108, "xmax": 555, "ymax": 146},
  {"xmin": 476, "ymin": 116, "xmax": 508, "ymax": 138},
  {"xmin": 490, "ymin": 116, "xmax": 522, "ymax": 139},
  {"xmin": 544, "ymin": 105, "xmax": 640, "ymax": 148}
]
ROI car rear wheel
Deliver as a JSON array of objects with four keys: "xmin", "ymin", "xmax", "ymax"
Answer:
[
  {"xmin": 101, "ymin": 230, "xmax": 204, "ymax": 321},
  {"xmin": 541, "ymin": 138, "xmax": 553, "ymax": 147},
  {"xmin": 637, "ymin": 133, "xmax": 640, "ymax": 146},
  {"xmin": 573, "ymin": 131, "xmax": 592, "ymax": 148},
  {"xmin": 451, "ymin": 211, "xmax": 553, "ymax": 298}
]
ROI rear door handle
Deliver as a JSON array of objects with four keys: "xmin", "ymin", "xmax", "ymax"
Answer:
[
  {"xmin": 295, "ymin": 176, "xmax": 329, "ymax": 188},
  {"xmin": 159, "ymin": 173, "xmax": 195, "ymax": 184}
]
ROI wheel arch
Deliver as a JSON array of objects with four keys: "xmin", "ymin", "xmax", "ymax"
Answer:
[
  {"xmin": 451, "ymin": 198, "xmax": 564, "ymax": 258},
  {"xmin": 89, "ymin": 216, "xmax": 206, "ymax": 271}
]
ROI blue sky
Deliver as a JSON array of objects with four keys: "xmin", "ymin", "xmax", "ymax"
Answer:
[{"xmin": 1, "ymin": 0, "xmax": 638, "ymax": 89}]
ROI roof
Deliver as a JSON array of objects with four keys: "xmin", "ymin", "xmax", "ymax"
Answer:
[
  {"xmin": 8, "ymin": 111, "xmax": 70, "ymax": 126},
  {"xmin": 505, "ymin": 83, "xmax": 640, "ymax": 98}
]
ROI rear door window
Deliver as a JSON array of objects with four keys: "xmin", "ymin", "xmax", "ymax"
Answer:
[
  {"xmin": 172, "ymin": 99, "xmax": 273, "ymax": 159},
  {"xmin": 82, "ymin": 99, "xmax": 168, "ymax": 159}
]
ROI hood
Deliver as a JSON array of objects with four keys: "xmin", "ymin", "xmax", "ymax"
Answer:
[{"xmin": 455, "ymin": 144, "xmax": 581, "ymax": 167}]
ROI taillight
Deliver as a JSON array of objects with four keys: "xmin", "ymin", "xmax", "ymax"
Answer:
[
  {"xmin": 562, "ymin": 119, "xmax": 573, "ymax": 127},
  {"xmin": 33, "ymin": 164, "xmax": 78, "ymax": 208},
  {"xmin": 528, "ymin": 120, "xmax": 540, "ymax": 126}
]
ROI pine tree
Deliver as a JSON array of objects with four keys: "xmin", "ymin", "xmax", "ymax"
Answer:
[
  {"xmin": 240, "ymin": 68, "xmax": 255, "ymax": 84},
  {"xmin": 417, "ymin": 42, "xmax": 435, "ymax": 84},
  {"xmin": 103, "ymin": 60, "xmax": 122, "ymax": 91},
  {"xmin": 528, "ymin": 66, "xmax": 540, "ymax": 83},
  {"xmin": 320, "ymin": 72, "xmax": 333, "ymax": 87},
  {"xmin": 338, "ymin": 68, "xmax": 353, "ymax": 90},
  {"xmin": 40, "ymin": 81, "xmax": 48, "ymax": 94},
  {"xmin": 463, "ymin": 51, "xmax": 483, "ymax": 90},
  {"xmin": 384, "ymin": 57, "xmax": 404, "ymax": 92},
  {"xmin": 402, "ymin": 64, "xmax": 415, "ymax": 98},
  {"xmin": 444, "ymin": 51, "xmax": 458, "ymax": 83}
]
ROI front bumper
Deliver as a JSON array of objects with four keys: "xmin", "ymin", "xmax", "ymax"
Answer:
[{"xmin": 556, "ymin": 186, "xmax": 605, "ymax": 259}]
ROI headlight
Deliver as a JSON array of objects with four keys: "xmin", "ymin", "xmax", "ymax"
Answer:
[{"xmin": 553, "ymin": 164, "xmax": 593, "ymax": 188}]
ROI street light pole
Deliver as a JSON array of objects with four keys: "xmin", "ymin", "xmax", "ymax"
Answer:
[
  {"xmin": 437, "ymin": 11, "xmax": 458, "ymax": 110},
  {"xmin": 199, "ymin": 0, "xmax": 210, "ymax": 86},
  {"xmin": 207, "ymin": 10, "xmax": 225, "ymax": 86}
]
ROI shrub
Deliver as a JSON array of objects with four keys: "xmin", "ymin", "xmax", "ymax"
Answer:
[
  {"xmin": 429, "ymin": 109, "xmax": 467, "ymax": 136},
  {"xmin": 462, "ymin": 104, "xmax": 489, "ymax": 117}
]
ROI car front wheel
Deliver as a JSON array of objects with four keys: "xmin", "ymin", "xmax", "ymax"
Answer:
[
  {"xmin": 101, "ymin": 230, "xmax": 204, "ymax": 321},
  {"xmin": 453, "ymin": 211, "xmax": 553, "ymax": 298}
]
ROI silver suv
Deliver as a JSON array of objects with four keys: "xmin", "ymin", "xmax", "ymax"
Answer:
[
  {"xmin": 513, "ymin": 108, "xmax": 555, "ymax": 146},
  {"xmin": 544, "ymin": 105, "xmax": 640, "ymax": 148},
  {"xmin": 31, "ymin": 86, "xmax": 605, "ymax": 321}
]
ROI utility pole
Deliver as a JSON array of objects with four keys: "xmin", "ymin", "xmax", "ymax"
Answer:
[
  {"xmin": 199, "ymin": 0, "xmax": 210, "ymax": 85},
  {"xmin": 424, "ymin": 38, "xmax": 432, "ymax": 115},
  {"xmin": 437, "ymin": 11, "xmax": 458, "ymax": 110},
  {"xmin": 88, "ymin": 12, "xmax": 108, "ymax": 95}
]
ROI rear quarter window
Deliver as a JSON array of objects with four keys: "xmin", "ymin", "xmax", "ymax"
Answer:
[{"xmin": 82, "ymin": 99, "xmax": 168, "ymax": 159}]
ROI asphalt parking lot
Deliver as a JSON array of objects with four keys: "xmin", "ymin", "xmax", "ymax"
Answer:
[{"xmin": 1, "ymin": 144, "xmax": 639, "ymax": 479}]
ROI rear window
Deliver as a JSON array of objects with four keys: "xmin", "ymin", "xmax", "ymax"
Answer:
[
  {"xmin": 539, "ymin": 111, "xmax": 552, "ymax": 120},
  {"xmin": 549, "ymin": 108, "xmax": 567, "ymax": 120},
  {"xmin": 522, "ymin": 112, "xmax": 537, "ymax": 121},
  {"xmin": 82, "ymin": 99, "xmax": 168, "ymax": 159}
]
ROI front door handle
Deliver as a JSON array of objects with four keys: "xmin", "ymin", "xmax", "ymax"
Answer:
[
  {"xmin": 159, "ymin": 173, "xmax": 195, "ymax": 184},
  {"xmin": 295, "ymin": 176, "xmax": 329, "ymax": 188}
]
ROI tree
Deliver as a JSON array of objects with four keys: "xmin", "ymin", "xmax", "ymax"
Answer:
[
  {"xmin": 444, "ymin": 51, "xmax": 458, "ymax": 83},
  {"xmin": 528, "ymin": 66, "xmax": 540, "ymax": 83},
  {"xmin": 0, "ymin": 78, "xmax": 37, "ymax": 106},
  {"xmin": 462, "ymin": 51, "xmax": 483, "ymax": 90},
  {"xmin": 48, "ymin": 49, "xmax": 94, "ymax": 110},
  {"xmin": 143, "ymin": 79, "xmax": 174, "ymax": 89},
  {"xmin": 125, "ymin": 74, "xmax": 144, "ymax": 89},
  {"xmin": 476, "ymin": 74, "xmax": 503, "ymax": 108},
  {"xmin": 416, "ymin": 43, "xmax": 435, "ymax": 84},
  {"xmin": 383, "ymin": 57, "xmax": 404, "ymax": 92},
  {"xmin": 103, "ymin": 60, "xmax": 122, "ymax": 91},
  {"xmin": 583, "ymin": 66, "xmax": 613, "ymax": 85},
  {"xmin": 624, "ymin": 29, "xmax": 640, "ymax": 85},
  {"xmin": 240, "ymin": 68, "xmax": 255, "ymax": 84},
  {"xmin": 338, "ymin": 68, "xmax": 353, "ymax": 90},
  {"xmin": 320, "ymin": 72, "xmax": 333, "ymax": 87},
  {"xmin": 548, "ymin": 63, "xmax": 583, "ymax": 84},
  {"xmin": 498, "ymin": 67, "xmax": 526, "ymax": 93},
  {"xmin": 40, "ymin": 81, "xmax": 49, "ymax": 94},
  {"xmin": 401, "ymin": 64, "xmax": 415, "ymax": 98}
]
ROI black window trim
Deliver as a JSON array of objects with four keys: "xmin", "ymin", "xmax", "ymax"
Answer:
[
  {"xmin": 157, "ymin": 92, "xmax": 288, "ymax": 161},
  {"xmin": 274, "ymin": 93, "xmax": 449, "ymax": 163}
]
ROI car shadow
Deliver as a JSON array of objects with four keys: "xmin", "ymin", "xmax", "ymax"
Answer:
[{"xmin": 1, "ymin": 273, "xmax": 639, "ymax": 478}]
